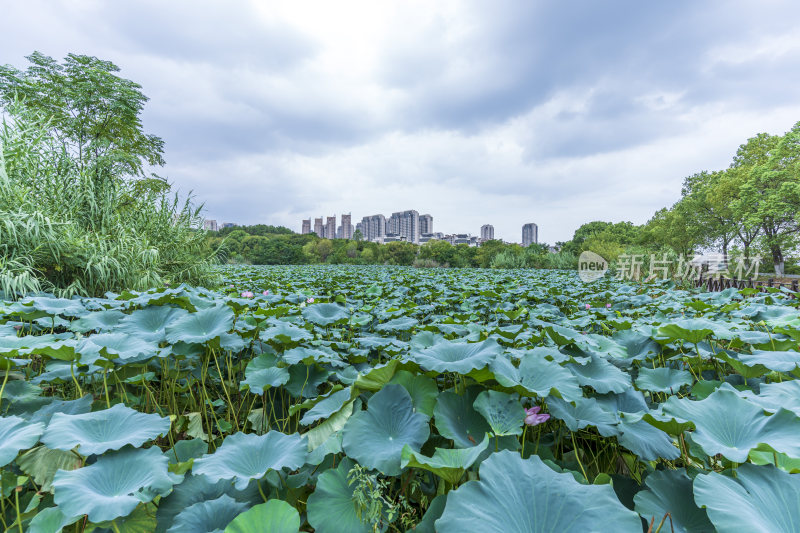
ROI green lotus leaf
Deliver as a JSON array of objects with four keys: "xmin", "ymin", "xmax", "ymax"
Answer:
[
  {"xmin": 225, "ymin": 500, "xmax": 300, "ymax": 533},
  {"xmin": 42, "ymin": 403, "xmax": 170, "ymax": 455},
  {"xmin": 69, "ymin": 309, "xmax": 127, "ymax": 333},
  {"xmin": 0, "ymin": 415, "xmax": 44, "ymax": 467},
  {"xmin": 617, "ymin": 419, "xmax": 680, "ymax": 461},
  {"xmin": 192, "ymin": 431, "xmax": 307, "ymax": 489},
  {"xmin": 635, "ymin": 366, "xmax": 693, "ymax": 393},
  {"xmin": 155, "ymin": 473, "xmax": 261, "ymax": 533},
  {"xmin": 749, "ymin": 448, "xmax": 800, "ymax": 473},
  {"xmin": 16, "ymin": 445, "xmax": 83, "ymax": 492},
  {"xmin": 694, "ymin": 464, "xmax": 800, "ymax": 533},
  {"xmin": 302, "ymin": 303, "xmax": 350, "ymax": 326},
  {"xmin": 612, "ymin": 329, "xmax": 661, "ymax": 361},
  {"xmin": 739, "ymin": 350, "xmax": 800, "ymax": 372},
  {"xmin": 27, "ymin": 505, "xmax": 76, "ymax": 533},
  {"xmin": 285, "ymin": 364, "xmax": 331, "ymax": 398},
  {"xmin": 25, "ymin": 395, "xmax": 93, "ymax": 426},
  {"xmin": 260, "ymin": 322, "xmax": 313, "ymax": 344},
  {"xmin": 241, "ymin": 354, "xmax": 290, "ymax": 395},
  {"xmin": 546, "ymin": 397, "xmax": 619, "ymax": 437},
  {"xmin": 662, "ymin": 387, "xmax": 800, "ymax": 462},
  {"xmin": 23, "ymin": 297, "xmax": 86, "ymax": 317},
  {"xmin": 436, "ymin": 451, "xmax": 641, "ymax": 532},
  {"xmin": 408, "ymin": 339, "xmax": 501, "ymax": 374},
  {"xmin": 118, "ymin": 306, "xmax": 189, "ymax": 342},
  {"xmin": 169, "ymin": 438, "xmax": 208, "ymax": 464},
  {"xmin": 307, "ymin": 458, "xmax": 373, "ymax": 533},
  {"xmin": 401, "ymin": 434, "xmax": 490, "ymax": 484},
  {"xmin": 388, "ymin": 370, "xmax": 438, "ymax": 417},
  {"xmin": 375, "ymin": 316, "xmax": 418, "ymax": 333},
  {"xmin": 167, "ymin": 494, "xmax": 249, "ymax": 533},
  {"xmin": 81, "ymin": 333, "xmax": 160, "ymax": 361},
  {"xmin": 634, "ymin": 469, "xmax": 713, "ymax": 533},
  {"xmin": 307, "ymin": 431, "xmax": 343, "ymax": 465},
  {"xmin": 567, "ymin": 354, "xmax": 630, "ymax": 394},
  {"xmin": 473, "ymin": 390, "xmax": 525, "ymax": 436},
  {"xmin": 306, "ymin": 399, "xmax": 355, "ymax": 453},
  {"xmin": 490, "ymin": 353, "xmax": 583, "ymax": 402},
  {"xmin": 353, "ymin": 359, "xmax": 399, "ymax": 391},
  {"xmin": 301, "ymin": 388, "xmax": 353, "ymax": 426},
  {"xmin": 657, "ymin": 319, "xmax": 723, "ymax": 344},
  {"xmin": 751, "ymin": 380, "xmax": 800, "ymax": 416},
  {"xmin": 165, "ymin": 304, "xmax": 234, "ymax": 344},
  {"xmin": 52, "ymin": 446, "xmax": 181, "ymax": 523},
  {"xmin": 342, "ymin": 384, "xmax": 429, "ymax": 476},
  {"xmin": 434, "ymin": 389, "xmax": 492, "ymax": 448}
]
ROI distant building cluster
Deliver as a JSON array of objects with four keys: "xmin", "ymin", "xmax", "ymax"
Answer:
[
  {"xmin": 203, "ymin": 220, "xmax": 236, "ymax": 231},
  {"xmin": 301, "ymin": 214, "xmax": 354, "ymax": 240},
  {"xmin": 211, "ymin": 215, "xmax": 539, "ymax": 247},
  {"xmin": 300, "ymin": 212, "xmax": 539, "ymax": 247}
]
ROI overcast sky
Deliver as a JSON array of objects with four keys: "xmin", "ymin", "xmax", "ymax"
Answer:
[{"xmin": 4, "ymin": 1, "xmax": 800, "ymax": 243}]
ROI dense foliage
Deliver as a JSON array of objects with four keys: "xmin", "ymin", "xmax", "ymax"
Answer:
[
  {"xmin": 208, "ymin": 226, "xmax": 576, "ymax": 270},
  {"xmin": 562, "ymin": 122, "xmax": 800, "ymax": 275},
  {"xmin": 3, "ymin": 265, "xmax": 800, "ymax": 531},
  {"xmin": 0, "ymin": 53, "xmax": 219, "ymax": 298}
]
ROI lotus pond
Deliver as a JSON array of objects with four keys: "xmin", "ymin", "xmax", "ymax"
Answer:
[{"xmin": 2, "ymin": 265, "xmax": 800, "ymax": 532}]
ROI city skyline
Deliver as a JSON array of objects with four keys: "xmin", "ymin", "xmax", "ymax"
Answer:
[{"xmin": 297, "ymin": 210, "xmax": 538, "ymax": 245}]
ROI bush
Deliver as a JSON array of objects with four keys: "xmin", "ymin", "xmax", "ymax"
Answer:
[{"xmin": 0, "ymin": 105, "xmax": 219, "ymax": 297}]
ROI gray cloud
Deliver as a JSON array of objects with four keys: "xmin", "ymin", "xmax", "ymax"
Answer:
[{"xmin": 3, "ymin": 0, "xmax": 800, "ymax": 242}]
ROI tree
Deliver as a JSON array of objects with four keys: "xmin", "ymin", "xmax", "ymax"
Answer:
[
  {"xmin": 0, "ymin": 52, "xmax": 165, "ymax": 185},
  {"xmin": 353, "ymin": 229, "xmax": 364, "ymax": 241},
  {"xmin": 733, "ymin": 129, "xmax": 800, "ymax": 275}
]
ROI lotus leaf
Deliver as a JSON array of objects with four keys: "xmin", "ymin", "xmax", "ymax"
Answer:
[
  {"xmin": 225, "ymin": 500, "xmax": 301, "ymax": 533},
  {"xmin": 167, "ymin": 494, "xmax": 249, "ymax": 533},
  {"xmin": 165, "ymin": 304, "xmax": 233, "ymax": 344},
  {"xmin": 434, "ymin": 388, "xmax": 492, "ymax": 448},
  {"xmin": 52, "ymin": 446, "xmax": 181, "ymax": 523},
  {"xmin": 694, "ymin": 464, "xmax": 800, "ymax": 533},
  {"xmin": 306, "ymin": 458, "xmax": 373, "ymax": 533},
  {"xmin": 634, "ymin": 470, "xmax": 714, "ymax": 533},
  {"xmin": 661, "ymin": 387, "xmax": 800, "ymax": 462},
  {"xmin": 400, "ymin": 434, "xmax": 489, "ymax": 484},
  {"xmin": 635, "ymin": 366, "xmax": 693, "ymax": 393},
  {"xmin": 302, "ymin": 303, "xmax": 350, "ymax": 326},
  {"xmin": 192, "ymin": 431, "xmax": 307, "ymax": 489},
  {"xmin": 408, "ymin": 339, "xmax": 501, "ymax": 374},
  {"xmin": 0, "ymin": 415, "xmax": 44, "ymax": 466},
  {"xmin": 342, "ymin": 384, "xmax": 429, "ymax": 476},
  {"xmin": 473, "ymin": 390, "xmax": 525, "ymax": 436},
  {"xmin": 436, "ymin": 451, "xmax": 641, "ymax": 532},
  {"xmin": 42, "ymin": 403, "xmax": 171, "ymax": 455}
]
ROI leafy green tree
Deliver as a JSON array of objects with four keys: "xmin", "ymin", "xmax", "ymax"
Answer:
[
  {"xmin": 733, "ymin": 128, "xmax": 800, "ymax": 275},
  {"xmin": 353, "ymin": 229, "xmax": 364, "ymax": 241},
  {"xmin": 0, "ymin": 52, "xmax": 165, "ymax": 187}
]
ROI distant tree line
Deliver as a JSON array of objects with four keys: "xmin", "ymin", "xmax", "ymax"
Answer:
[
  {"xmin": 206, "ymin": 226, "xmax": 578, "ymax": 269},
  {"xmin": 560, "ymin": 122, "xmax": 800, "ymax": 276}
]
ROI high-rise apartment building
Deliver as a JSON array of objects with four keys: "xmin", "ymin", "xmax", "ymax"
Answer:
[
  {"xmin": 301, "ymin": 219, "xmax": 311, "ymax": 234},
  {"xmin": 325, "ymin": 216, "xmax": 336, "ymax": 240},
  {"xmin": 314, "ymin": 217, "xmax": 324, "ymax": 237},
  {"xmin": 361, "ymin": 214, "xmax": 387, "ymax": 242},
  {"xmin": 419, "ymin": 214, "xmax": 433, "ymax": 234},
  {"xmin": 480, "ymin": 224, "xmax": 494, "ymax": 240},
  {"xmin": 203, "ymin": 220, "xmax": 218, "ymax": 232},
  {"xmin": 340, "ymin": 214, "xmax": 353, "ymax": 240},
  {"xmin": 388, "ymin": 210, "xmax": 420, "ymax": 244},
  {"xmin": 522, "ymin": 223, "xmax": 538, "ymax": 247}
]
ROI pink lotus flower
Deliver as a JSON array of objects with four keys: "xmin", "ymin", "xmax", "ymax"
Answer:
[
  {"xmin": 585, "ymin": 304, "xmax": 591, "ymax": 309},
  {"xmin": 606, "ymin": 303, "xmax": 612, "ymax": 308},
  {"xmin": 262, "ymin": 290, "xmax": 270, "ymax": 296},
  {"xmin": 241, "ymin": 291, "xmax": 254, "ymax": 298},
  {"xmin": 306, "ymin": 297, "xmax": 314, "ymax": 303},
  {"xmin": 524, "ymin": 406, "xmax": 550, "ymax": 426}
]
